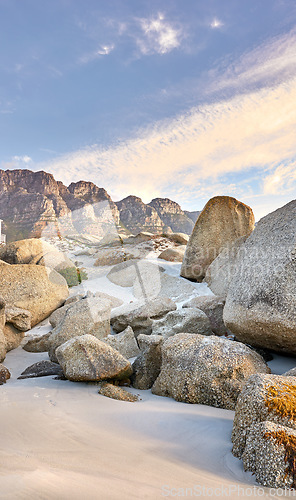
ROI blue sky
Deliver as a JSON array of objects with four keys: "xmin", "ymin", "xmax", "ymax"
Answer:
[{"xmin": 1, "ymin": 0, "xmax": 296, "ymax": 219}]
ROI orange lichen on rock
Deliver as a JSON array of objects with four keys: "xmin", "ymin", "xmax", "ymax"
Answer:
[
  {"xmin": 264, "ymin": 429, "xmax": 296, "ymax": 488},
  {"xmin": 265, "ymin": 383, "xmax": 296, "ymax": 421}
]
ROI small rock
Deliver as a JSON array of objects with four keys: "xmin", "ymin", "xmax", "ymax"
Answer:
[
  {"xmin": 99, "ymin": 382, "xmax": 139, "ymax": 402},
  {"xmin": 132, "ymin": 335, "xmax": 163, "ymax": 390},
  {"xmin": 103, "ymin": 326, "xmax": 140, "ymax": 359},
  {"xmin": 0, "ymin": 364, "xmax": 10, "ymax": 384},
  {"xmin": 17, "ymin": 360, "xmax": 63, "ymax": 379},
  {"xmin": 182, "ymin": 295, "xmax": 226, "ymax": 335},
  {"xmin": 151, "ymin": 309, "xmax": 212, "ymax": 338},
  {"xmin": 23, "ymin": 332, "xmax": 52, "ymax": 353},
  {"xmin": 5, "ymin": 306, "xmax": 32, "ymax": 331}
]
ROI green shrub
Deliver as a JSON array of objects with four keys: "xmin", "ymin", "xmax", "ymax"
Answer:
[{"xmin": 58, "ymin": 267, "xmax": 88, "ymax": 287}]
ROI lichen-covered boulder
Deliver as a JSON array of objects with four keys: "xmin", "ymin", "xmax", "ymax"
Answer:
[
  {"xmin": 242, "ymin": 421, "xmax": 296, "ymax": 489},
  {"xmin": 231, "ymin": 374, "xmax": 296, "ymax": 459},
  {"xmin": 131, "ymin": 335, "xmax": 164, "ymax": 390},
  {"xmin": 151, "ymin": 309, "xmax": 212, "ymax": 338},
  {"xmin": 181, "ymin": 196, "xmax": 254, "ymax": 281},
  {"xmin": 103, "ymin": 326, "xmax": 140, "ymax": 359},
  {"xmin": 111, "ymin": 297, "xmax": 176, "ymax": 336},
  {"xmin": 182, "ymin": 295, "xmax": 226, "ymax": 335},
  {"xmin": 48, "ymin": 296, "xmax": 111, "ymax": 362},
  {"xmin": 56, "ymin": 334, "xmax": 133, "ymax": 382},
  {"xmin": 0, "ymin": 261, "xmax": 68, "ymax": 326},
  {"xmin": 224, "ymin": 200, "xmax": 296, "ymax": 354},
  {"xmin": 99, "ymin": 382, "xmax": 139, "ymax": 402},
  {"xmin": 152, "ymin": 334, "xmax": 270, "ymax": 410}
]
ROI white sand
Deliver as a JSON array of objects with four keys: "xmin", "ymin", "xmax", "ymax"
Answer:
[{"xmin": 1, "ymin": 250, "xmax": 295, "ymax": 499}]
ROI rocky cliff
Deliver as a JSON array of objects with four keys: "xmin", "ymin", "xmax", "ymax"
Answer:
[{"xmin": 0, "ymin": 169, "xmax": 199, "ymax": 242}]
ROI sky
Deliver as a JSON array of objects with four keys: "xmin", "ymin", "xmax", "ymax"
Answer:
[{"xmin": 1, "ymin": 0, "xmax": 296, "ymax": 220}]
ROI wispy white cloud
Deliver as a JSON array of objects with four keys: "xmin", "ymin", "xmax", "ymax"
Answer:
[
  {"xmin": 13, "ymin": 155, "xmax": 32, "ymax": 164},
  {"xmin": 210, "ymin": 18, "xmax": 223, "ymax": 29},
  {"xmin": 79, "ymin": 44, "xmax": 115, "ymax": 64},
  {"xmin": 136, "ymin": 13, "xmax": 183, "ymax": 55},
  {"xmin": 41, "ymin": 29, "xmax": 296, "ymax": 219}
]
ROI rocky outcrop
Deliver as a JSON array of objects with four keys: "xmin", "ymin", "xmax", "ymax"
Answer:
[
  {"xmin": 116, "ymin": 196, "xmax": 164, "ymax": 234},
  {"xmin": 148, "ymin": 198, "xmax": 195, "ymax": 234},
  {"xmin": 56, "ymin": 334, "xmax": 133, "ymax": 382},
  {"xmin": 152, "ymin": 334, "xmax": 270, "ymax": 410},
  {"xmin": 223, "ymin": 200, "xmax": 296, "ymax": 354},
  {"xmin": 0, "ymin": 169, "xmax": 200, "ymax": 240},
  {"xmin": 181, "ymin": 196, "xmax": 255, "ymax": 281}
]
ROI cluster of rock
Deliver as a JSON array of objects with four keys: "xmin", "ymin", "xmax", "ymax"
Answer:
[
  {"xmin": 0, "ymin": 168, "xmax": 199, "ymax": 240},
  {"xmin": 232, "ymin": 374, "xmax": 296, "ymax": 488}
]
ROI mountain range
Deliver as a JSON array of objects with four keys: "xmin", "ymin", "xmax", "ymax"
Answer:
[{"xmin": 0, "ymin": 169, "xmax": 200, "ymax": 242}]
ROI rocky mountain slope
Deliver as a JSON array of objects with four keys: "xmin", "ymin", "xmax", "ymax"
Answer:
[{"xmin": 0, "ymin": 169, "xmax": 199, "ymax": 241}]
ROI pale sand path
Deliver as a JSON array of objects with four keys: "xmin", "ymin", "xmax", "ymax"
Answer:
[{"xmin": 1, "ymin": 344, "xmax": 294, "ymax": 499}]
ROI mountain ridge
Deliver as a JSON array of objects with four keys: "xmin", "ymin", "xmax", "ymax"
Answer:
[{"xmin": 0, "ymin": 169, "xmax": 199, "ymax": 242}]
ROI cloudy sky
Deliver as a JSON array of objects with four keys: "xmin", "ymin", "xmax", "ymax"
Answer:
[{"xmin": 1, "ymin": 0, "xmax": 296, "ymax": 219}]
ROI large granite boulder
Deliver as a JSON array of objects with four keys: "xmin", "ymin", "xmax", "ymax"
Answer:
[
  {"xmin": 182, "ymin": 295, "xmax": 226, "ymax": 335},
  {"xmin": 223, "ymin": 200, "xmax": 296, "ymax": 354},
  {"xmin": 131, "ymin": 334, "xmax": 164, "ymax": 390},
  {"xmin": 242, "ymin": 421, "xmax": 296, "ymax": 489},
  {"xmin": 0, "ymin": 261, "xmax": 68, "ymax": 326},
  {"xmin": 151, "ymin": 309, "xmax": 212, "ymax": 338},
  {"xmin": 0, "ymin": 238, "xmax": 74, "ymax": 271},
  {"xmin": 111, "ymin": 297, "xmax": 177, "ymax": 336},
  {"xmin": 152, "ymin": 334, "xmax": 270, "ymax": 410},
  {"xmin": 48, "ymin": 296, "xmax": 111, "ymax": 362},
  {"xmin": 205, "ymin": 236, "xmax": 248, "ymax": 299},
  {"xmin": 231, "ymin": 373, "xmax": 296, "ymax": 459},
  {"xmin": 180, "ymin": 196, "xmax": 254, "ymax": 281},
  {"xmin": 56, "ymin": 334, "xmax": 133, "ymax": 382}
]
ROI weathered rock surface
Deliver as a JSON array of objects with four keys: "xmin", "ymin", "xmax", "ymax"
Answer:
[
  {"xmin": 103, "ymin": 326, "xmax": 140, "ymax": 359},
  {"xmin": 223, "ymin": 200, "xmax": 296, "ymax": 354},
  {"xmin": 111, "ymin": 297, "xmax": 177, "ymax": 336},
  {"xmin": 181, "ymin": 196, "xmax": 254, "ymax": 281},
  {"xmin": 48, "ymin": 296, "xmax": 111, "ymax": 362},
  {"xmin": 163, "ymin": 233, "xmax": 189, "ymax": 245},
  {"xmin": 151, "ymin": 309, "xmax": 212, "ymax": 338},
  {"xmin": 283, "ymin": 367, "xmax": 296, "ymax": 377},
  {"xmin": 5, "ymin": 306, "xmax": 32, "ymax": 331},
  {"xmin": 0, "ymin": 261, "xmax": 68, "ymax": 326},
  {"xmin": 158, "ymin": 246, "xmax": 186, "ymax": 262},
  {"xmin": 242, "ymin": 421, "xmax": 296, "ymax": 489},
  {"xmin": 152, "ymin": 334, "xmax": 270, "ymax": 410},
  {"xmin": 23, "ymin": 332, "xmax": 52, "ymax": 353},
  {"xmin": 182, "ymin": 295, "xmax": 226, "ymax": 335},
  {"xmin": 56, "ymin": 334, "xmax": 133, "ymax": 382},
  {"xmin": 148, "ymin": 198, "xmax": 195, "ymax": 234},
  {"xmin": 0, "ymin": 364, "xmax": 11, "ymax": 384},
  {"xmin": 133, "ymin": 271, "xmax": 197, "ymax": 302},
  {"xmin": 132, "ymin": 335, "xmax": 163, "ymax": 390},
  {"xmin": 18, "ymin": 360, "xmax": 63, "ymax": 379},
  {"xmin": 231, "ymin": 373, "xmax": 296, "ymax": 459},
  {"xmin": 4, "ymin": 324, "xmax": 25, "ymax": 352},
  {"xmin": 99, "ymin": 382, "xmax": 139, "ymax": 402},
  {"xmin": 107, "ymin": 260, "xmax": 164, "ymax": 288},
  {"xmin": 205, "ymin": 236, "xmax": 248, "ymax": 299}
]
